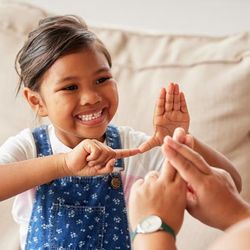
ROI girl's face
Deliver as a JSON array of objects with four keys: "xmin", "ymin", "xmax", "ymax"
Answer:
[{"xmin": 30, "ymin": 48, "xmax": 118, "ymax": 148}]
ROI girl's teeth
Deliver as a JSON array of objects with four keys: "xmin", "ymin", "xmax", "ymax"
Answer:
[{"xmin": 79, "ymin": 111, "xmax": 102, "ymax": 121}]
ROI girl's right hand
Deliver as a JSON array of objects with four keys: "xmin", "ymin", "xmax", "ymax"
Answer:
[{"xmin": 62, "ymin": 139, "xmax": 140, "ymax": 177}]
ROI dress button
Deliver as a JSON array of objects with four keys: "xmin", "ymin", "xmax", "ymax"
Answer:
[{"xmin": 111, "ymin": 177, "xmax": 121, "ymax": 189}]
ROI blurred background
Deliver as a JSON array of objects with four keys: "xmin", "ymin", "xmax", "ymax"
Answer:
[{"xmin": 15, "ymin": 0, "xmax": 250, "ymax": 35}]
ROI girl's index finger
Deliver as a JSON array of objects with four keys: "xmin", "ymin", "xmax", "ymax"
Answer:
[
  {"xmin": 159, "ymin": 159, "xmax": 177, "ymax": 182},
  {"xmin": 114, "ymin": 148, "xmax": 140, "ymax": 159}
]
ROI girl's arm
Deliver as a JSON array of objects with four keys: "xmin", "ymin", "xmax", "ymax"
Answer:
[
  {"xmin": 0, "ymin": 154, "xmax": 65, "ymax": 201},
  {"xmin": 0, "ymin": 139, "xmax": 140, "ymax": 201},
  {"xmin": 193, "ymin": 137, "xmax": 242, "ymax": 192}
]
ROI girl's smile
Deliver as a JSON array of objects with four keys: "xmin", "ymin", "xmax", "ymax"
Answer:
[{"xmin": 75, "ymin": 108, "xmax": 107, "ymax": 126}]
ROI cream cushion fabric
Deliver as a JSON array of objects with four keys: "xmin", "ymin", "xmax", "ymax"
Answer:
[{"xmin": 0, "ymin": 1, "xmax": 249, "ymax": 250}]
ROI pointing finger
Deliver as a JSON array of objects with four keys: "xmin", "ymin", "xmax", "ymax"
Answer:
[
  {"xmin": 159, "ymin": 159, "xmax": 177, "ymax": 182},
  {"xmin": 138, "ymin": 137, "xmax": 159, "ymax": 153},
  {"xmin": 114, "ymin": 148, "xmax": 140, "ymax": 159}
]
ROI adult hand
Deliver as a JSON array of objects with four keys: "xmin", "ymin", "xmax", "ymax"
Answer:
[
  {"xmin": 129, "ymin": 159, "xmax": 187, "ymax": 235},
  {"xmin": 163, "ymin": 136, "xmax": 250, "ymax": 230}
]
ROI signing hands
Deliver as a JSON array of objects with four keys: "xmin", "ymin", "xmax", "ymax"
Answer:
[
  {"xmin": 139, "ymin": 83, "xmax": 190, "ymax": 153},
  {"xmin": 63, "ymin": 139, "xmax": 140, "ymax": 177},
  {"xmin": 129, "ymin": 158, "xmax": 187, "ymax": 237},
  {"xmin": 163, "ymin": 128, "xmax": 250, "ymax": 231}
]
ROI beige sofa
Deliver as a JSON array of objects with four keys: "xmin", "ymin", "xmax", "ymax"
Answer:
[{"xmin": 0, "ymin": 2, "xmax": 250, "ymax": 250}]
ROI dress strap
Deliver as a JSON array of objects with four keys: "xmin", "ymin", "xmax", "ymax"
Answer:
[
  {"xmin": 105, "ymin": 124, "xmax": 124, "ymax": 170},
  {"xmin": 32, "ymin": 125, "xmax": 53, "ymax": 157}
]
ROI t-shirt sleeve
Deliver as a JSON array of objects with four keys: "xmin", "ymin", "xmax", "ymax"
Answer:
[{"xmin": 0, "ymin": 128, "xmax": 36, "ymax": 164}]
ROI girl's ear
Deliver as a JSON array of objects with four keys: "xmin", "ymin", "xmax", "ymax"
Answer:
[{"xmin": 23, "ymin": 87, "xmax": 48, "ymax": 117}]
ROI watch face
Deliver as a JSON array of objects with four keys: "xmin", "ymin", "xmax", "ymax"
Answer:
[{"xmin": 138, "ymin": 215, "xmax": 162, "ymax": 233}]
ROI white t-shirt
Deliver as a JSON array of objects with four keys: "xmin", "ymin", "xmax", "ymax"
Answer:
[{"xmin": 0, "ymin": 124, "xmax": 164, "ymax": 249}]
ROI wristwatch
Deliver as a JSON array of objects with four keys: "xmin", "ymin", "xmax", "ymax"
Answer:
[{"xmin": 131, "ymin": 215, "xmax": 176, "ymax": 241}]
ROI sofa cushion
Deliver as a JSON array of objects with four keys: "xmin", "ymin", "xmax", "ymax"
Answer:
[{"xmin": 89, "ymin": 27, "xmax": 250, "ymax": 249}]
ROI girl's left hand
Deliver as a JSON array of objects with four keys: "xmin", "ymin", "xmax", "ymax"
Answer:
[{"xmin": 139, "ymin": 83, "xmax": 190, "ymax": 153}]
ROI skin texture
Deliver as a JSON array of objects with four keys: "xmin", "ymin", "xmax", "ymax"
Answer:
[
  {"xmin": 24, "ymin": 47, "xmax": 119, "ymax": 148},
  {"xmin": 130, "ymin": 128, "xmax": 250, "ymax": 250},
  {"xmin": 163, "ymin": 131, "xmax": 249, "ymax": 230},
  {"xmin": 139, "ymin": 84, "xmax": 241, "ymax": 191},
  {"xmin": 0, "ymin": 47, "xmax": 139, "ymax": 201},
  {"xmin": 139, "ymin": 83, "xmax": 190, "ymax": 153},
  {"xmin": 129, "ymin": 163, "xmax": 186, "ymax": 250}
]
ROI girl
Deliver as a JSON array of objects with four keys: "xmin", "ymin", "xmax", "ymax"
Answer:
[{"xmin": 0, "ymin": 15, "xmax": 240, "ymax": 250}]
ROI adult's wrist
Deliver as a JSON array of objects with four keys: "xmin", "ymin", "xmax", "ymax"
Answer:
[
  {"xmin": 133, "ymin": 231, "xmax": 176, "ymax": 250},
  {"xmin": 131, "ymin": 215, "xmax": 176, "ymax": 242},
  {"xmin": 223, "ymin": 202, "xmax": 250, "ymax": 231}
]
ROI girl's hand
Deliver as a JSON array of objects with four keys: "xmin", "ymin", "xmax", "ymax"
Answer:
[
  {"xmin": 62, "ymin": 139, "xmax": 140, "ymax": 177},
  {"xmin": 139, "ymin": 83, "xmax": 190, "ymax": 153}
]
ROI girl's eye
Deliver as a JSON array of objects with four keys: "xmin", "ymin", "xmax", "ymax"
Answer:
[
  {"xmin": 62, "ymin": 85, "xmax": 78, "ymax": 91},
  {"xmin": 96, "ymin": 77, "xmax": 110, "ymax": 85}
]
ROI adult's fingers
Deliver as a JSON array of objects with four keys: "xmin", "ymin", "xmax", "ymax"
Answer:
[
  {"xmin": 173, "ymin": 127, "xmax": 186, "ymax": 143},
  {"xmin": 159, "ymin": 159, "xmax": 177, "ymax": 182},
  {"xmin": 144, "ymin": 170, "xmax": 160, "ymax": 183},
  {"xmin": 185, "ymin": 134, "xmax": 194, "ymax": 149},
  {"xmin": 114, "ymin": 148, "xmax": 141, "ymax": 159},
  {"xmin": 164, "ymin": 136, "xmax": 212, "ymax": 175},
  {"xmin": 162, "ymin": 139, "xmax": 205, "ymax": 187},
  {"xmin": 172, "ymin": 127, "xmax": 194, "ymax": 149},
  {"xmin": 130, "ymin": 178, "xmax": 144, "ymax": 191}
]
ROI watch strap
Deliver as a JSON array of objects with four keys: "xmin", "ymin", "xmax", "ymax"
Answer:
[
  {"xmin": 131, "ymin": 218, "xmax": 176, "ymax": 242},
  {"xmin": 161, "ymin": 221, "xmax": 176, "ymax": 240}
]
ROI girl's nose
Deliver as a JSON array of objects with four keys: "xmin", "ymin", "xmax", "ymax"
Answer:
[{"xmin": 79, "ymin": 87, "xmax": 102, "ymax": 105}]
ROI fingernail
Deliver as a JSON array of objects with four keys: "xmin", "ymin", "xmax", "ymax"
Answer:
[{"xmin": 164, "ymin": 136, "xmax": 172, "ymax": 143}]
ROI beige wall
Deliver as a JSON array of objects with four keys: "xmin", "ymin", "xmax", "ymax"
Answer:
[{"xmin": 13, "ymin": 0, "xmax": 250, "ymax": 35}]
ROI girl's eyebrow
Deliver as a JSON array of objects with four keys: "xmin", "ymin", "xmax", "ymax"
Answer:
[
  {"xmin": 56, "ymin": 76, "xmax": 80, "ymax": 85},
  {"xmin": 56, "ymin": 67, "xmax": 111, "ymax": 84},
  {"xmin": 94, "ymin": 67, "xmax": 111, "ymax": 75}
]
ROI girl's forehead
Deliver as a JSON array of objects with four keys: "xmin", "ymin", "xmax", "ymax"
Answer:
[
  {"xmin": 42, "ymin": 49, "xmax": 110, "ymax": 82},
  {"xmin": 55, "ymin": 48, "xmax": 108, "ymax": 68}
]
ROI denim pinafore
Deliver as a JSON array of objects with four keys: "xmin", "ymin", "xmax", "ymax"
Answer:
[{"xmin": 25, "ymin": 124, "xmax": 131, "ymax": 250}]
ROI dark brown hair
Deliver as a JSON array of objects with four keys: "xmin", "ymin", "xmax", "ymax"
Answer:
[{"xmin": 15, "ymin": 15, "xmax": 112, "ymax": 94}]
